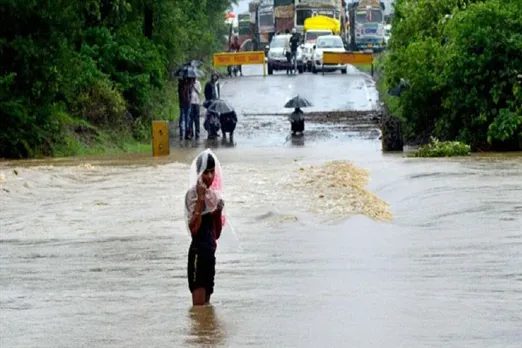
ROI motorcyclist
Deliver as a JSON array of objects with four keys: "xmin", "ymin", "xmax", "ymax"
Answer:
[{"xmin": 228, "ymin": 35, "xmax": 243, "ymax": 76}]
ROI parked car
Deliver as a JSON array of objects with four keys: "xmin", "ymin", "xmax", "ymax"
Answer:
[
  {"xmin": 311, "ymin": 35, "xmax": 347, "ymax": 74},
  {"xmin": 266, "ymin": 34, "xmax": 304, "ymax": 75}
]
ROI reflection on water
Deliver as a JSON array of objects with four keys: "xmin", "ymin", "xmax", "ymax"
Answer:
[{"xmin": 187, "ymin": 305, "xmax": 227, "ymax": 346}]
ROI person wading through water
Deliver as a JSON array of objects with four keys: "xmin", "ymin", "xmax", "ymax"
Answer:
[{"xmin": 185, "ymin": 152, "xmax": 224, "ymax": 305}]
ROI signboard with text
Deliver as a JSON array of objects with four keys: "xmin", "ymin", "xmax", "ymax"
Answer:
[{"xmin": 213, "ymin": 51, "xmax": 266, "ymax": 66}]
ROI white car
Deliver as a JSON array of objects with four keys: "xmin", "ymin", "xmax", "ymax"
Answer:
[
  {"xmin": 311, "ymin": 35, "xmax": 347, "ymax": 74},
  {"xmin": 266, "ymin": 34, "xmax": 304, "ymax": 75},
  {"xmin": 302, "ymin": 29, "xmax": 333, "ymax": 71}
]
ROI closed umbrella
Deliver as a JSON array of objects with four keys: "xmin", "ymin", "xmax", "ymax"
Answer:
[{"xmin": 284, "ymin": 95, "xmax": 313, "ymax": 108}]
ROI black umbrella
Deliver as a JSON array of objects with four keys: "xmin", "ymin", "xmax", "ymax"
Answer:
[
  {"xmin": 207, "ymin": 99, "xmax": 235, "ymax": 114},
  {"xmin": 173, "ymin": 65, "xmax": 205, "ymax": 78},
  {"xmin": 284, "ymin": 95, "xmax": 313, "ymax": 108}
]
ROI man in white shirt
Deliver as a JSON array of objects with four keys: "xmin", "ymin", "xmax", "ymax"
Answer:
[{"xmin": 190, "ymin": 78, "xmax": 202, "ymax": 139}]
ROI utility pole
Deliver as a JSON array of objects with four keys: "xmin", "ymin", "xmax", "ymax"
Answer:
[{"xmin": 348, "ymin": 1, "xmax": 358, "ymax": 51}]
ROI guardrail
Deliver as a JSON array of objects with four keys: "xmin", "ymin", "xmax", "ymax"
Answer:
[
  {"xmin": 322, "ymin": 52, "xmax": 374, "ymax": 76},
  {"xmin": 213, "ymin": 51, "xmax": 267, "ymax": 76}
]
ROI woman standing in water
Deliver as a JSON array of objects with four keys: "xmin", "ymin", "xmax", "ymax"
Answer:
[{"xmin": 185, "ymin": 152, "xmax": 224, "ymax": 306}]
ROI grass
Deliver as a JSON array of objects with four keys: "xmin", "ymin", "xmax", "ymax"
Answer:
[
  {"xmin": 410, "ymin": 137, "xmax": 471, "ymax": 157},
  {"xmin": 354, "ymin": 64, "xmax": 374, "ymax": 74}
]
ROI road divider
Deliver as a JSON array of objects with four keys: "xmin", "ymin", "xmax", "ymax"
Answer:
[
  {"xmin": 322, "ymin": 52, "xmax": 374, "ymax": 76},
  {"xmin": 213, "ymin": 51, "xmax": 267, "ymax": 76}
]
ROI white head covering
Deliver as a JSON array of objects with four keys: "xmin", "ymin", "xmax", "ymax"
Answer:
[{"xmin": 184, "ymin": 149, "xmax": 223, "ymax": 234}]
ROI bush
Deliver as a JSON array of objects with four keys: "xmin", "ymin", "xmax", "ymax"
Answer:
[
  {"xmin": 1, "ymin": 0, "xmax": 233, "ymax": 158},
  {"xmin": 412, "ymin": 137, "xmax": 471, "ymax": 157},
  {"xmin": 384, "ymin": 0, "xmax": 522, "ymax": 151}
]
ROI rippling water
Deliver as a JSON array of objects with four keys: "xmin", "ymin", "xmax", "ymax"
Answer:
[
  {"xmin": 1, "ymin": 69, "xmax": 521, "ymax": 347},
  {"xmin": 1, "ymin": 142, "xmax": 521, "ymax": 348}
]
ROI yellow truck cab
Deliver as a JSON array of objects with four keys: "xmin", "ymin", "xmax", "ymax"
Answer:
[{"xmin": 302, "ymin": 16, "xmax": 341, "ymax": 71}]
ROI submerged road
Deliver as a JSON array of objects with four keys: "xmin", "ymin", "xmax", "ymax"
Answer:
[
  {"xmin": 172, "ymin": 64, "xmax": 381, "ymax": 148},
  {"xmin": 1, "ymin": 63, "xmax": 521, "ymax": 348}
]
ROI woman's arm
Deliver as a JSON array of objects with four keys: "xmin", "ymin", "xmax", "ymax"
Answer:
[{"xmin": 186, "ymin": 190, "xmax": 204, "ymax": 235}]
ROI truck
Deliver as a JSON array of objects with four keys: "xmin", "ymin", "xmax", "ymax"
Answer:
[
  {"xmin": 294, "ymin": 0, "xmax": 344, "ymax": 34},
  {"xmin": 237, "ymin": 13, "xmax": 253, "ymax": 49},
  {"xmin": 257, "ymin": 0, "xmax": 275, "ymax": 45},
  {"xmin": 301, "ymin": 15, "xmax": 341, "ymax": 71},
  {"xmin": 351, "ymin": 0, "xmax": 386, "ymax": 52}
]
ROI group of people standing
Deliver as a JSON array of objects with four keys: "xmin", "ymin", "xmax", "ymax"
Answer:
[{"xmin": 177, "ymin": 72, "xmax": 222, "ymax": 140}]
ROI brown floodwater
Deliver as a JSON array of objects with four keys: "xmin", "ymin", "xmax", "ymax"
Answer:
[{"xmin": 1, "ymin": 67, "xmax": 521, "ymax": 347}]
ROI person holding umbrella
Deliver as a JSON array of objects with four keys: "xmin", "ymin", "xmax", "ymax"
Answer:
[
  {"xmin": 178, "ymin": 78, "xmax": 192, "ymax": 139},
  {"xmin": 284, "ymin": 95, "xmax": 313, "ymax": 136},
  {"xmin": 207, "ymin": 99, "xmax": 237, "ymax": 141},
  {"xmin": 174, "ymin": 62, "xmax": 205, "ymax": 140}
]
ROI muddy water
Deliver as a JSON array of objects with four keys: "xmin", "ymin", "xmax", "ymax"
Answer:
[{"xmin": 1, "ymin": 70, "xmax": 522, "ymax": 348}]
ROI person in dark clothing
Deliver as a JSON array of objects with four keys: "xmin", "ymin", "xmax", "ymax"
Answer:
[
  {"xmin": 204, "ymin": 72, "xmax": 220, "ymax": 103},
  {"xmin": 185, "ymin": 152, "xmax": 224, "ymax": 306},
  {"xmin": 288, "ymin": 107, "xmax": 305, "ymax": 135},
  {"xmin": 219, "ymin": 110, "xmax": 237, "ymax": 140},
  {"xmin": 228, "ymin": 35, "xmax": 242, "ymax": 76},
  {"xmin": 178, "ymin": 78, "xmax": 192, "ymax": 139},
  {"xmin": 289, "ymin": 28, "xmax": 300, "ymax": 74},
  {"xmin": 203, "ymin": 73, "xmax": 221, "ymax": 139}
]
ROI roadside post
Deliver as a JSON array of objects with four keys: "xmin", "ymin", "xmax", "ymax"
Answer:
[
  {"xmin": 151, "ymin": 120, "xmax": 169, "ymax": 157},
  {"xmin": 213, "ymin": 51, "xmax": 267, "ymax": 76},
  {"xmin": 322, "ymin": 52, "xmax": 374, "ymax": 76}
]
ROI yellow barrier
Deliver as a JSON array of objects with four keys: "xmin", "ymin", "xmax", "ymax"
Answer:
[
  {"xmin": 152, "ymin": 121, "xmax": 169, "ymax": 157},
  {"xmin": 322, "ymin": 52, "xmax": 374, "ymax": 75},
  {"xmin": 213, "ymin": 51, "xmax": 267, "ymax": 76}
]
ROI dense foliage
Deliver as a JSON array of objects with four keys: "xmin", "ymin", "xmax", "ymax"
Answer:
[
  {"xmin": 412, "ymin": 137, "xmax": 471, "ymax": 157},
  {"xmin": 1, "ymin": 0, "xmax": 234, "ymax": 158},
  {"xmin": 383, "ymin": 0, "xmax": 522, "ymax": 151}
]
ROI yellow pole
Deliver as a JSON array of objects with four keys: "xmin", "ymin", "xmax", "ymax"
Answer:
[{"xmin": 152, "ymin": 120, "xmax": 170, "ymax": 157}]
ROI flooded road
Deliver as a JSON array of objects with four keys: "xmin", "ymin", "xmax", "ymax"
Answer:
[{"xmin": 1, "ymin": 65, "xmax": 522, "ymax": 348}]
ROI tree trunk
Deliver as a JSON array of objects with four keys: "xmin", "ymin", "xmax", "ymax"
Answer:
[{"xmin": 143, "ymin": 3, "xmax": 153, "ymax": 39}]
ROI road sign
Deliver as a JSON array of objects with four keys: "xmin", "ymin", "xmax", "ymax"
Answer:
[{"xmin": 213, "ymin": 51, "xmax": 267, "ymax": 76}]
